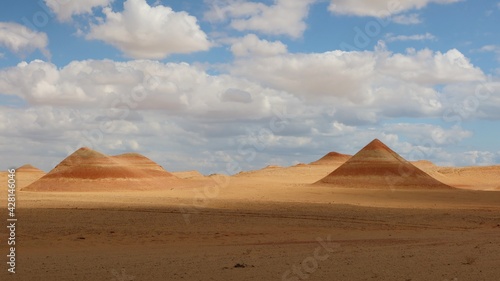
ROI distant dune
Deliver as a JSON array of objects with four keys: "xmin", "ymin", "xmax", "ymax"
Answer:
[
  {"xmin": 17, "ymin": 164, "xmax": 45, "ymax": 173},
  {"xmin": 12, "ymin": 141, "xmax": 499, "ymax": 192},
  {"xmin": 310, "ymin": 151, "xmax": 351, "ymax": 165},
  {"xmin": 23, "ymin": 147, "xmax": 181, "ymax": 191},
  {"xmin": 13, "ymin": 164, "xmax": 46, "ymax": 189},
  {"xmin": 171, "ymin": 170, "xmax": 204, "ymax": 179}
]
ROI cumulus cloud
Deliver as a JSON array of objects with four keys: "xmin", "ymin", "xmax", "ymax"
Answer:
[
  {"xmin": 440, "ymin": 80, "xmax": 500, "ymax": 121},
  {"xmin": 231, "ymin": 46, "xmax": 484, "ymax": 100},
  {"xmin": 205, "ymin": 0, "xmax": 316, "ymax": 38},
  {"xmin": 221, "ymin": 88, "xmax": 253, "ymax": 103},
  {"xmin": 0, "ymin": 22, "xmax": 50, "ymax": 59},
  {"xmin": 385, "ymin": 123, "xmax": 472, "ymax": 145},
  {"xmin": 0, "ymin": 48, "xmax": 497, "ymax": 172},
  {"xmin": 231, "ymin": 34, "xmax": 287, "ymax": 57},
  {"xmin": 0, "ymin": 99, "xmax": 494, "ymax": 173},
  {"xmin": 461, "ymin": 151, "xmax": 497, "ymax": 165},
  {"xmin": 232, "ymin": 49, "xmax": 376, "ymax": 103},
  {"xmin": 377, "ymin": 48, "xmax": 484, "ymax": 85},
  {"xmin": 44, "ymin": 0, "xmax": 112, "ymax": 22},
  {"xmin": 228, "ymin": 45, "xmax": 489, "ymax": 125},
  {"xmin": 0, "ymin": 59, "xmax": 295, "ymax": 121},
  {"xmin": 86, "ymin": 0, "xmax": 210, "ymax": 59},
  {"xmin": 329, "ymin": 0, "xmax": 460, "ymax": 17}
]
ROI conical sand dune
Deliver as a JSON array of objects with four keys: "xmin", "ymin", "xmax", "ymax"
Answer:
[
  {"xmin": 23, "ymin": 147, "xmax": 180, "ymax": 191},
  {"xmin": 17, "ymin": 164, "xmax": 45, "ymax": 174},
  {"xmin": 15, "ymin": 164, "xmax": 46, "ymax": 189},
  {"xmin": 316, "ymin": 139, "xmax": 454, "ymax": 189},
  {"xmin": 310, "ymin": 152, "xmax": 351, "ymax": 165}
]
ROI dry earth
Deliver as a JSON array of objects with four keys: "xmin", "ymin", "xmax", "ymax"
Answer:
[
  {"xmin": 1, "ymin": 167, "xmax": 500, "ymax": 281},
  {"xmin": 1, "ymin": 141, "xmax": 499, "ymax": 281}
]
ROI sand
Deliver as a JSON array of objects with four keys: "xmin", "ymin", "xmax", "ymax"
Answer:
[
  {"xmin": 23, "ymin": 148, "xmax": 183, "ymax": 191},
  {"xmin": 317, "ymin": 139, "xmax": 453, "ymax": 189},
  {"xmin": 1, "ymin": 141, "xmax": 499, "ymax": 280},
  {"xmin": 1, "ymin": 177, "xmax": 500, "ymax": 281},
  {"xmin": 172, "ymin": 170, "xmax": 205, "ymax": 179},
  {"xmin": 12, "ymin": 164, "xmax": 46, "ymax": 188},
  {"xmin": 310, "ymin": 151, "xmax": 351, "ymax": 165}
]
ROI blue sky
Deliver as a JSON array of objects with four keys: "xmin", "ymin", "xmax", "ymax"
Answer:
[{"xmin": 0, "ymin": 0, "xmax": 499, "ymax": 174}]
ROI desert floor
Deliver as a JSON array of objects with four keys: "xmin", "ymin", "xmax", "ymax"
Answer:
[{"xmin": 1, "ymin": 170, "xmax": 500, "ymax": 281}]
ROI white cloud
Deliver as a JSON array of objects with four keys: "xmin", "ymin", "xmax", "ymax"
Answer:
[
  {"xmin": 228, "ymin": 45, "xmax": 489, "ymax": 125},
  {"xmin": 44, "ymin": 0, "xmax": 112, "ymax": 22},
  {"xmin": 232, "ymin": 49, "xmax": 376, "ymax": 103},
  {"xmin": 318, "ymin": 121, "xmax": 357, "ymax": 137},
  {"xmin": 391, "ymin": 13, "xmax": 422, "ymax": 24},
  {"xmin": 385, "ymin": 32, "xmax": 436, "ymax": 42},
  {"xmin": 231, "ymin": 46, "xmax": 484, "ymax": 101},
  {"xmin": 477, "ymin": 45, "xmax": 500, "ymax": 62},
  {"xmin": 0, "ymin": 22, "xmax": 50, "ymax": 59},
  {"xmin": 441, "ymin": 80, "xmax": 500, "ymax": 121},
  {"xmin": 435, "ymin": 150, "xmax": 498, "ymax": 166},
  {"xmin": 231, "ymin": 34, "xmax": 287, "ymax": 57},
  {"xmin": 377, "ymin": 48, "xmax": 484, "ymax": 85},
  {"xmin": 205, "ymin": 0, "xmax": 316, "ymax": 38},
  {"xmin": 385, "ymin": 123, "xmax": 472, "ymax": 145},
  {"xmin": 86, "ymin": 0, "xmax": 211, "ymax": 59},
  {"xmin": 0, "ymin": 59, "xmax": 296, "ymax": 121},
  {"xmin": 329, "ymin": 0, "xmax": 460, "ymax": 17},
  {"xmin": 0, "ymin": 52, "xmax": 4, "ymax": 59},
  {"xmin": 461, "ymin": 151, "xmax": 496, "ymax": 165},
  {"xmin": 479, "ymin": 45, "xmax": 499, "ymax": 52}
]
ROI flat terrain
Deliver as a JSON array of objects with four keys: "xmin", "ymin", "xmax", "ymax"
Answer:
[{"xmin": 1, "ymin": 169, "xmax": 500, "ymax": 281}]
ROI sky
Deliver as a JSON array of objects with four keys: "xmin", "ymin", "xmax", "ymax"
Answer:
[{"xmin": 0, "ymin": 0, "xmax": 499, "ymax": 174}]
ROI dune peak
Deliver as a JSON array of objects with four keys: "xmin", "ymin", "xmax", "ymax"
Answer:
[
  {"xmin": 16, "ymin": 164, "xmax": 44, "ymax": 173},
  {"xmin": 311, "ymin": 151, "xmax": 351, "ymax": 165}
]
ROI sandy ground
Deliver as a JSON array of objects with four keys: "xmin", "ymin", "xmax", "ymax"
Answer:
[{"xmin": 1, "ymin": 164, "xmax": 500, "ymax": 281}]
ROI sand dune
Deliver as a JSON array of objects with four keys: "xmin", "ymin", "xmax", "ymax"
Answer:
[
  {"xmin": 23, "ymin": 147, "xmax": 181, "ymax": 191},
  {"xmin": 310, "ymin": 151, "xmax": 351, "ymax": 165},
  {"xmin": 417, "ymin": 164, "xmax": 500, "ymax": 191},
  {"xmin": 316, "ymin": 139, "xmax": 453, "ymax": 189},
  {"xmin": 12, "ymin": 164, "xmax": 46, "ymax": 189},
  {"xmin": 2, "ymin": 143, "xmax": 499, "ymax": 281},
  {"xmin": 171, "ymin": 170, "xmax": 205, "ymax": 179},
  {"xmin": 17, "ymin": 164, "xmax": 45, "ymax": 173}
]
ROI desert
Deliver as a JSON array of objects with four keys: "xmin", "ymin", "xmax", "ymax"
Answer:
[
  {"xmin": 1, "ymin": 139, "xmax": 499, "ymax": 281},
  {"xmin": 1, "ymin": 1, "xmax": 500, "ymax": 280}
]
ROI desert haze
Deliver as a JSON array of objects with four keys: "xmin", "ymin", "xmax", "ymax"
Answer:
[{"xmin": 1, "ymin": 139, "xmax": 499, "ymax": 281}]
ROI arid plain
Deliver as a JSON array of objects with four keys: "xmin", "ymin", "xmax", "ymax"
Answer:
[{"xmin": 1, "ymin": 139, "xmax": 500, "ymax": 281}]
